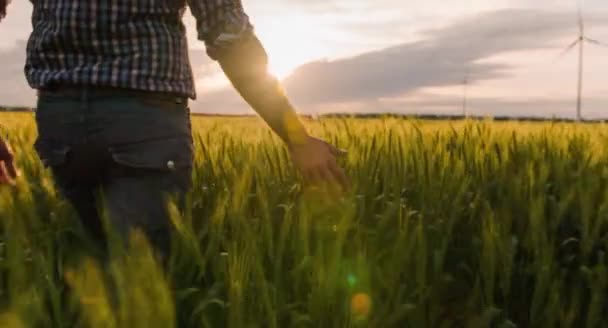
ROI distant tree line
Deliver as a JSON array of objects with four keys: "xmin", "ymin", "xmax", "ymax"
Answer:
[
  {"xmin": 316, "ymin": 113, "xmax": 608, "ymax": 123},
  {"xmin": 2, "ymin": 107, "xmax": 605, "ymax": 123},
  {"xmin": 0, "ymin": 107, "xmax": 33, "ymax": 112}
]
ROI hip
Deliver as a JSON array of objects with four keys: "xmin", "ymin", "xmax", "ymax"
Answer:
[{"xmin": 33, "ymin": 84, "xmax": 194, "ymax": 185}]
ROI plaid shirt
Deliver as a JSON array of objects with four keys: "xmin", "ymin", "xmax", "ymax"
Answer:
[{"xmin": 26, "ymin": 0, "xmax": 253, "ymax": 99}]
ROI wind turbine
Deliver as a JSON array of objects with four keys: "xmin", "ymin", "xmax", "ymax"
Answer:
[
  {"xmin": 462, "ymin": 69, "xmax": 469, "ymax": 118},
  {"xmin": 559, "ymin": 2, "xmax": 608, "ymax": 121}
]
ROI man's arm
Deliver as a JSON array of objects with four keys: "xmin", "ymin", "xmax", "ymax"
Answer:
[
  {"xmin": 188, "ymin": 0, "xmax": 349, "ymax": 189},
  {"xmin": 188, "ymin": 0, "xmax": 306, "ymax": 146},
  {"xmin": 213, "ymin": 34, "xmax": 309, "ymax": 146}
]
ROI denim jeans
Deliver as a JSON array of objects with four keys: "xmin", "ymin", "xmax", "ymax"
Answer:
[{"xmin": 34, "ymin": 85, "xmax": 194, "ymax": 261}]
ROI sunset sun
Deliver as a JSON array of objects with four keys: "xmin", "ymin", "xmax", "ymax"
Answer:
[{"xmin": 255, "ymin": 14, "xmax": 330, "ymax": 80}]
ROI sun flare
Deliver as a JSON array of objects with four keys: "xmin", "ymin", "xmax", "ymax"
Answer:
[{"xmin": 254, "ymin": 14, "xmax": 330, "ymax": 80}]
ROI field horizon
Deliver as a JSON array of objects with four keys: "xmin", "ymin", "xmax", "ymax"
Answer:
[{"xmin": 1, "ymin": 107, "xmax": 607, "ymax": 124}]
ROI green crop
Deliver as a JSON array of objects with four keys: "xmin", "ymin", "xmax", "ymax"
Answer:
[{"xmin": 1, "ymin": 113, "xmax": 607, "ymax": 327}]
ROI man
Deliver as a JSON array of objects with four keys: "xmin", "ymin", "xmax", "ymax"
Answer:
[{"xmin": 0, "ymin": 0, "xmax": 348, "ymax": 260}]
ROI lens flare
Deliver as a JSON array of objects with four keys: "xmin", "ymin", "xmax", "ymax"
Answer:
[
  {"xmin": 347, "ymin": 274, "xmax": 357, "ymax": 288},
  {"xmin": 351, "ymin": 293, "xmax": 372, "ymax": 318}
]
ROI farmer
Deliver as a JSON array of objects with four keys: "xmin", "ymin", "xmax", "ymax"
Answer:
[{"xmin": 0, "ymin": 0, "xmax": 348, "ymax": 260}]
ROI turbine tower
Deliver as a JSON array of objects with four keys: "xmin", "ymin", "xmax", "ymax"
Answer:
[
  {"xmin": 559, "ymin": 1, "xmax": 607, "ymax": 121},
  {"xmin": 462, "ymin": 69, "xmax": 469, "ymax": 118}
]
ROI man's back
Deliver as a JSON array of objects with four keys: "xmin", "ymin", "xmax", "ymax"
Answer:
[{"xmin": 27, "ymin": 0, "xmax": 250, "ymax": 99}]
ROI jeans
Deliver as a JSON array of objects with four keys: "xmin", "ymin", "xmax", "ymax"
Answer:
[{"xmin": 34, "ymin": 85, "xmax": 194, "ymax": 261}]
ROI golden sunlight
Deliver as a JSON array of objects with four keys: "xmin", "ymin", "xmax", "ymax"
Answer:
[{"xmin": 254, "ymin": 14, "xmax": 331, "ymax": 80}]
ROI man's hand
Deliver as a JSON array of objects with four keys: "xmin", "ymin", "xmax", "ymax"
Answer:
[
  {"xmin": 289, "ymin": 136, "xmax": 350, "ymax": 191},
  {"xmin": 0, "ymin": 137, "xmax": 16, "ymax": 185}
]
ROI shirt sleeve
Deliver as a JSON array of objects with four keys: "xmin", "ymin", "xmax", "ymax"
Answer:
[{"xmin": 187, "ymin": 0, "xmax": 254, "ymax": 60}]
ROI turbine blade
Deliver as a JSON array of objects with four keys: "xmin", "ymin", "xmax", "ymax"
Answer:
[
  {"xmin": 578, "ymin": 0, "xmax": 584, "ymax": 31},
  {"xmin": 586, "ymin": 38, "xmax": 608, "ymax": 48},
  {"xmin": 556, "ymin": 39, "xmax": 580, "ymax": 60}
]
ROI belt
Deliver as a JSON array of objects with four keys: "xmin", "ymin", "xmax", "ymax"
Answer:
[{"xmin": 38, "ymin": 83, "xmax": 187, "ymax": 101}]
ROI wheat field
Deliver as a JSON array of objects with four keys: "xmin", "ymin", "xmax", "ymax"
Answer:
[{"xmin": 1, "ymin": 112, "xmax": 607, "ymax": 327}]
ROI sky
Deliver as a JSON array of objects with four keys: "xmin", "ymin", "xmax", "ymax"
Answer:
[{"xmin": 1, "ymin": 0, "xmax": 608, "ymax": 118}]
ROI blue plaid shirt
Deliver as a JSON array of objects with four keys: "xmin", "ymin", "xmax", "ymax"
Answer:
[{"xmin": 26, "ymin": 0, "xmax": 253, "ymax": 99}]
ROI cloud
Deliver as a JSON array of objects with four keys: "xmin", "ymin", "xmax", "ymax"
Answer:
[
  {"xmin": 1, "ymin": 7, "xmax": 607, "ymax": 118},
  {"xmin": 194, "ymin": 9, "xmax": 608, "ymax": 116},
  {"xmin": 285, "ymin": 10, "xmax": 588, "ymax": 102},
  {"xmin": 365, "ymin": 91, "xmax": 608, "ymax": 120}
]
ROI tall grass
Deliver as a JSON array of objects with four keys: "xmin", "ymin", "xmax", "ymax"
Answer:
[{"xmin": 1, "ymin": 113, "xmax": 607, "ymax": 327}]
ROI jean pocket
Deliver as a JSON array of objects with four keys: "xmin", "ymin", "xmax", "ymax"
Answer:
[
  {"xmin": 109, "ymin": 136, "xmax": 193, "ymax": 190},
  {"xmin": 109, "ymin": 136, "xmax": 193, "ymax": 171}
]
